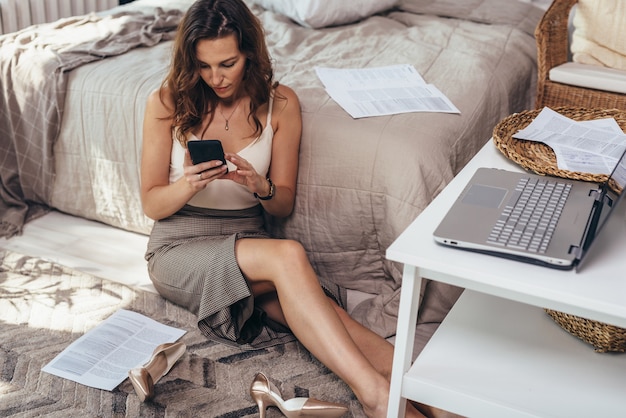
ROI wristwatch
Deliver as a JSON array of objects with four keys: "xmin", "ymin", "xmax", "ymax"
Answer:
[{"xmin": 254, "ymin": 177, "xmax": 275, "ymax": 200}]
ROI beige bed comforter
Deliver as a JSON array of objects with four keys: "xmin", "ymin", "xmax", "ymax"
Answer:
[
  {"xmin": 46, "ymin": 0, "xmax": 542, "ymax": 340},
  {"xmin": 0, "ymin": 8, "xmax": 182, "ymax": 238}
]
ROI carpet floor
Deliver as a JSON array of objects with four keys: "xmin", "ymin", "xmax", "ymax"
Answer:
[{"xmin": 0, "ymin": 250, "xmax": 362, "ymax": 417}]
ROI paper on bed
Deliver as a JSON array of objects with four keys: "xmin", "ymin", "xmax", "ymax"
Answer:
[{"xmin": 315, "ymin": 64, "xmax": 460, "ymax": 118}]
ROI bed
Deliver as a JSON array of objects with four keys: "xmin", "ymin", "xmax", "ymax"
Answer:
[{"xmin": 0, "ymin": 0, "xmax": 546, "ymax": 352}]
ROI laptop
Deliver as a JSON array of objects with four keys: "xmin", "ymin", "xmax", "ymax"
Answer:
[{"xmin": 433, "ymin": 148, "xmax": 626, "ymax": 270}]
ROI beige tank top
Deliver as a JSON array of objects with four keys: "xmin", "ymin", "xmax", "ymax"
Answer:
[{"xmin": 169, "ymin": 94, "xmax": 274, "ymax": 210}]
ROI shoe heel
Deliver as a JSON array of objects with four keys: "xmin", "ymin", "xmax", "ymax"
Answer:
[
  {"xmin": 128, "ymin": 367, "xmax": 154, "ymax": 402},
  {"xmin": 252, "ymin": 394, "xmax": 267, "ymax": 418},
  {"xmin": 250, "ymin": 372, "xmax": 279, "ymax": 418},
  {"xmin": 128, "ymin": 341, "xmax": 185, "ymax": 402}
]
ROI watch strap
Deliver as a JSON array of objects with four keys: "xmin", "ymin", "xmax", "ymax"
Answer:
[{"xmin": 254, "ymin": 177, "xmax": 274, "ymax": 200}]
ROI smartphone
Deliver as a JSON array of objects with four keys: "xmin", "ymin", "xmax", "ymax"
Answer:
[{"xmin": 187, "ymin": 139, "xmax": 228, "ymax": 172}]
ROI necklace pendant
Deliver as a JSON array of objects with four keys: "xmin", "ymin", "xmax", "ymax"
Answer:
[{"xmin": 219, "ymin": 98, "xmax": 240, "ymax": 132}]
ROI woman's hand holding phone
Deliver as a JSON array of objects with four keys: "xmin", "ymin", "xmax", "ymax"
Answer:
[
  {"xmin": 186, "ymin": 140, "xmax": 228, "ymax": 188},
  {"xmin": 188, "ymin": 140, "xmax": 228, "ymax": 168},
  {"xmin": 186, "ymin": 140, "xmax": 268, "ymax": 199}
]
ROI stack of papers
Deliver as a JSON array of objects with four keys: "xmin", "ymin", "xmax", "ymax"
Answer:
[
  {"xmin": 513, "ymin": 107, "xmax": 626, "ymax": 175},
  {"xmin": 315, "ymin": 64, "xmax": 460, "ymax": 118}
]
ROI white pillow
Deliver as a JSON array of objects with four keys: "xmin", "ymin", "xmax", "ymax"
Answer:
[
  {"xmin": 253, "ymin": 0, "xmax": 398, "ymax": 29},
  {"xmin": 571, "ymin": 0, "xmax": 626, "ymax": 71}
]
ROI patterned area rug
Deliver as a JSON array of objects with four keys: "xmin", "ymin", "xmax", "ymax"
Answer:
[{"xmin": 0, "ymin": 250, "xmax": 361, "ymax": 417}]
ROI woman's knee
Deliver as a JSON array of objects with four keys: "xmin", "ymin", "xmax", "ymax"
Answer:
[
  {"xmin": 237, "ymin": 238, "xmax": 311, "ymax": 280},
  {"xmin": 274, "ymin": 239, "xmax": 308, "ymax": 263}
]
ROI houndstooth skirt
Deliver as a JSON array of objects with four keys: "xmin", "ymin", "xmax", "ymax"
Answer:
[{"xmin": 145, "ymin": 204, "xmax": 346, "ymax": 350}]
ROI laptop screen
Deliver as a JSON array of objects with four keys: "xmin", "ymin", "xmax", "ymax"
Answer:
[{"xmin": 575, "ymin": 148, "xmax": 626, "ymax": 270}]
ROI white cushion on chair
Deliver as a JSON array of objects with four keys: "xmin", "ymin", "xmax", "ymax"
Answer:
[{"xmin": 549, "ymin": 62, "xmax": 626, "ymax": 95}]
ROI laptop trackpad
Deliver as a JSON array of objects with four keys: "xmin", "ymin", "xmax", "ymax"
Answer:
[{"xmin": 462, "ymin": 184, "xmax": 507, "ymax": 208}]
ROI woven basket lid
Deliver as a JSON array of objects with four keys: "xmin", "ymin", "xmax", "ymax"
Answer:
[{"xmin": 492, "ymin": 107, "xmax": 626, "ymax": 183}]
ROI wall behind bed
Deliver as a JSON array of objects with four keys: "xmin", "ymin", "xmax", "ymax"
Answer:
[{"xmin": 0, "ymin": 0, "xmax": 119, "ymax": 34}]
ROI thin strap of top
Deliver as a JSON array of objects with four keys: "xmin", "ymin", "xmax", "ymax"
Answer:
[{"xmin": 266, "ymin": 91, "xmax": 274, "ymax": 130}]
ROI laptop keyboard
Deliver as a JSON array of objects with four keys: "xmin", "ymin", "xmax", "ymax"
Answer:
[{"xmin": 487, "ymin": 177, "xmax": 571, "ymax": 253}]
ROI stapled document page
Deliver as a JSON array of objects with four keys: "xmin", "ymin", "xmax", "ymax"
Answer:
[
  {"xmin": 315, "ymin": 64, "xmax": 460, "ymax": 118},
  {"xmin": 41, "ymin": 309, "xmax": 186, "ymax": 391}
]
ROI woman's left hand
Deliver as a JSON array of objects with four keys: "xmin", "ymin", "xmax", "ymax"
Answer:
[{"xmin": 223, "ymin": 153, "xmax": 269, "ymax": 196}]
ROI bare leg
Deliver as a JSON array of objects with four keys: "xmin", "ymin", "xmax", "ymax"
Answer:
[
  {"xmin": 331, "ymin": 304, "xmax": 394, "ymax": 379},
  {"xmin": 257, "ymin": 292, "xmax": 456, "ymax": 418},
  {"xmin": 237, "ymin": 238, "xmax": 429, "ymax": 418},
  {"xmin": 237, "ymin": 238, "xmax": 390, "ymax": 417},
  {"xmin": 255, "ymin": 293, "xmax": 394, "ymax": 379},
  {"xmin": 331, "ymin": 303, "xmax": 459, "ymax": 418}
]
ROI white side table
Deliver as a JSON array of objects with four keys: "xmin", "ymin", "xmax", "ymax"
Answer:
[{"xmin": 386, "ymin": 141, "xmax": 626, "ymax": 418}]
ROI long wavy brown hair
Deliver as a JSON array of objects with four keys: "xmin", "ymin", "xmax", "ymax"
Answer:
[{"xmin": 162, "ymin": 0, "xmax": 276, "ymax": 145}]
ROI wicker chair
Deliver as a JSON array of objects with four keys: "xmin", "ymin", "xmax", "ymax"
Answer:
[{"xmin": 535, "ymin": 0, "xmax": 626, "ymax": 110}]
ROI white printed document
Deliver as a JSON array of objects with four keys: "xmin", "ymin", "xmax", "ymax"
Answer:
[
  {"xmin": 513, "ymin": 107, "xmax": 626, "ymax": 175},
  {"xmin": 315, "ymin": 64, "xmax": 460, "ymax": 118},
  {"xmin": 42, "ymin": 309, "xmax": 186, "ymax": 391}
]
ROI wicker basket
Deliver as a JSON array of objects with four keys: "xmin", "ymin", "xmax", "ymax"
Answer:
[
  {"xmin": 492, "ymin": 106, "xmax": 626, "ymax": 353},
  {"xmin": 546, "ymin": 311, "xmax": 626, "ymax": 353}
]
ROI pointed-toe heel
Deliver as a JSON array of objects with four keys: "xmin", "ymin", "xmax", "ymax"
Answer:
[
  {"xmin": 293, "ymin": 398, "xmax": 348, "ymax": 417},
  {"xmin": 128, "ymin": 341, "xmax": 186, "ymax": 401},
  {"xmin": 249, "ymin": 372, "xmax": 348, "ymax": 418}
]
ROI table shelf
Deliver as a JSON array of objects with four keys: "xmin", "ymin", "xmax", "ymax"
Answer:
[{"xmin": 404, "ymin": 291, "xmax": 626, "ymax": 418}]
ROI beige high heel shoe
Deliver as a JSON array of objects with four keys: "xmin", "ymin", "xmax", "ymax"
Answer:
[
  {"xmin": 250, "ymin": 372, "xmax": 348, "ymax": 418},
  {"xmin": 128, "ymin": 341, "xmax": 186, "ymax": 402}
]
